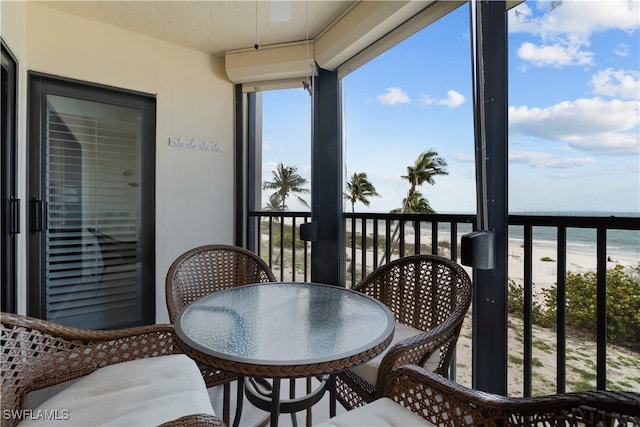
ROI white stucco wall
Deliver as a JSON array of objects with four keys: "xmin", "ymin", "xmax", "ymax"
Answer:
[
  {"xmin": 1, "ymin": 0, "xmax": 29, "ymax": 316},
  {"xmin": 1, "ymin": 2, "xmax": 236, "ymax": 322}
]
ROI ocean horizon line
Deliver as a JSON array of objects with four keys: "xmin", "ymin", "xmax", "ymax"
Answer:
[{"xmin": 362, "ymin": 210, "xmax": 640, "ymax": 217}]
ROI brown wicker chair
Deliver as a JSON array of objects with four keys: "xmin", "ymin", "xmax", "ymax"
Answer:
[
  {"xmin": 165, "ymin": 244, "xmax": 277, "ymax": 424},
  {"xmin": 336, "ymin": 254, "xmax": 473, "ymax": 409},
  {"xmin": 321, "ymin": 365, "xmax": 640, "ymax": 426},
  {"xmin": 1, "ymin": 312, "xmax": 225, "ymax": 427}
]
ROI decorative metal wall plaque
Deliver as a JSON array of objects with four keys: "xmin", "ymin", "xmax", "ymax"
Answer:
[{"xmin": 169, "ymin": 136, "xmax": 223, "ymax": 152}]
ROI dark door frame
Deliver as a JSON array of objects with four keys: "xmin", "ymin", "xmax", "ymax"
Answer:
[
  {"xmin": 27, "ymin": 72, "xmax": 156, "ymax": 327},
  {"xmin": 1, "ymin": 39, "xmax": 19, "ymax": 314}
]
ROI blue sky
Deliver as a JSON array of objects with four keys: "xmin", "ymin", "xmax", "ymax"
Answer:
[{"xmin": 262, "ymin": 0, "xmax": 639, "ymax": 214}]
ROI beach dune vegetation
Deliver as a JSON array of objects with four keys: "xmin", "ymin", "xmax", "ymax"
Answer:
[{"xmin": 509, "ymin": 263, "xmax": 640, "ymax": 350}]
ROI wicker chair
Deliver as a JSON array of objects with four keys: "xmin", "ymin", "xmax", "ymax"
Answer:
[
  {"xmin": 320, "ymin": 365, "xmax": 640, "ymax": 426},
  {"xmin": 1, "ymin": 312, "xmax": 225, "ymax": 427},
  {"xmin": 165, "ymin": 244, "xmax": 277, "ymax": 424},
  {"xmin": 336, "ymin": 254, "xmax": 473, "ymax": 409}
]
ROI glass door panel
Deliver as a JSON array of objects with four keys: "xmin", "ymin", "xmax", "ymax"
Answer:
[{"xmin": 44, "ymin": 95, "xmax": 142, "ymax": 328}]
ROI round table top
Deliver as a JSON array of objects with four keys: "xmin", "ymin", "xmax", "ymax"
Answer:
[{"xmin": 175, "ymin": 282, "xmax": 394, "ymax": 377}]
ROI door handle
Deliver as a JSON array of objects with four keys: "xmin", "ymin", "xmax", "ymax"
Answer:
[
  {"xmin": 10, "ymin": 198, "xmax": 20, "ymax": 234},
  {"xmin": 32, "ymin": 199, "xmax": 48, "ymax": 232}
]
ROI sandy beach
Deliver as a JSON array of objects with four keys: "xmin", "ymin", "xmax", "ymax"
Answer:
[
  {"xmin": 505, "ymin": 236, "xmax": 638, "ymax": 290},
  {"xmin": 482, "ymin": 236, "xmax": 638, "ymax": 395}
]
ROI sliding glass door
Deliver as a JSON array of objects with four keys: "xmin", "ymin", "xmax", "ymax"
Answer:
[
  {"xmin": 28, "ymin": 73, "xmax": 155, "ymax": 329},
  {"xmin": 1, "ymin": 41, "xmax": 18, "ymax": 313}
]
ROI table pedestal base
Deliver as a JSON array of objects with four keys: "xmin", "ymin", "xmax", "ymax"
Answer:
[{"xmin": 235, "ymin": 375, "xmax": 336, "ymax": 427}]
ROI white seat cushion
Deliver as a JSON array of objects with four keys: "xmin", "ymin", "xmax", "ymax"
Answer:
[
  {"xmin": 315, "ymin": 397, "xmax": 435, "ymax": 427},
  {"xmin": 350, "ymin": 322, "xmax": 440, "ymax": 386},
  {"xmin": 19, "ymin": 354, "xmax": 215, "ymax": 426}
]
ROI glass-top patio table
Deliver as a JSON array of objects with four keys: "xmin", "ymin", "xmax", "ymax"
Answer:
[{"xmin": 175, "ymin": 282, "xmax": 395, "ymax": 427}]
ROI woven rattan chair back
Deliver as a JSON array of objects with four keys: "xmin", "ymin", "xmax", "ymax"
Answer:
[
  {"xmin": 357, "ymin": 254, "xmax": 472, "ymax": 338},
  {"xmin": 1, "ymin": 313, "xmax": 225, "ymax": 427},
  {"xmin": 1, "ymin": 313, "xmax": 97, "ymax": 419},
  {"xmin": 336, "ymin": 254, "xmax": 473, "ymax": 409},
  {"xmin": 379, "ymin": 365, "xmax": 640, "ymax": 427},
  {"xmin": 165, "ymin": 244, "xmax": 277, "ymax": 322}
]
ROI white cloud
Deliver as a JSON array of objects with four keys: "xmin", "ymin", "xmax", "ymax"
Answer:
[
  {"xmin": 418, "ymin": 94, "xmax": 435, "ymax": 106},
  {"xmin": 376, "ymin": 87, "xmax": 410, "ymax": 106},
  {"xmin": 508, "ymin": 3, "xmax": 535, "ymax": 32},
  {"xmin": 509, "ymin": 1, "xmax": 639, "ymax": 68},
  {"xmin": 509, "ymin": 151, "xmax": 595, "ymax": 169},
  {"xmin": 590, "ymin": 68, "xmax": 640, "ymax": 99},
  {"xmin": 453, "ymin": 153, "xmax": 474, "ymax": 163},
  {"xmin": 263, "ymin": 141, "xmax": 285, "ymax": 152},
  {"xmin": 419, "ymin": 90, "xmax": 465, "ymax": 107},
  {"xmin": 517, "ymin": 41, "xmax": 593, "ymax": 67},
  {"xmin": 460, "ymin": 149, "xmax": 594, "ymax": 170},
  {"xmin": 262, "ymin": 162, "xmax": 279, "ymax": 173},
  {"xmin": 509, "ymin": 97, "xmax": 640, "ymax": 155},
  {"xmin": 614, "ymin": 43, "xmax": 630, "ymax": 57},
  {"xmin": 436, "ymin": 90, "xmax": 465, "ymax": 108},
  {"xmin": 510, "ymin": 150, "xmax": 553, "ymax": 164},
  {"xmin": 541, "ymin": 157, "xmax": 596, "ymax": 168},
  {"xmin": 548, "ymin": 1, "xmax": 639, "ymax": 35},
  {"xmin": 509, "ymin": 1, "xmax": 640, "ymax": 38}
]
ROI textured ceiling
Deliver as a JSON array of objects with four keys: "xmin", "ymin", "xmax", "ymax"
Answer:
[{"xmin": 39, "ymin": 1, "xmax": 355, "ymax": 57}]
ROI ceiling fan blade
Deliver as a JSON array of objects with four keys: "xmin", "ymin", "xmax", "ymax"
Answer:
[{"xmin": 269, "ymin": 0, "xmax": 291, "ymax": 22}]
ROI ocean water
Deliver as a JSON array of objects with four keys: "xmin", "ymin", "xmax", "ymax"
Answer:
[
  {"xmin": 506, "ymin": 226, "xmax": 639, "ymax": 259},
  {"xmin": 357, "ymin": 211, "xmax": 640, "ymax": 260},
  {"xmin": 508, "ymin": 211, "xmax": 639, "ymax": 259}
]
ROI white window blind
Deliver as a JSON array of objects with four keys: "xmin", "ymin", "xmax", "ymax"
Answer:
[{"xmin": 46, "ymin": 98, "xmax": 142, "ymax": 328}]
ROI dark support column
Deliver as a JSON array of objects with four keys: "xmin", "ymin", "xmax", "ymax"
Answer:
[
  {"xmin": 246, "ymin": 92, "xmax": 258, "ymax": 251},
  {"xmin": 471, "ymin": 0, "xmax": 509, "ymax": 395},
  {"xmin": 311, "ymin": 68, "xmax": 344, "ymax": 286},
  {"xmin": 234, "ymin": 84, "xmax": 244, "ymax": 247}
]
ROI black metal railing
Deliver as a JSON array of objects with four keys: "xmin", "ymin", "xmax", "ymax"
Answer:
[
  {"xmin": 248, "ymin": 211, "xmax": 640, "ymax": 396},
  {"xmin": 508, "ymin": 214, "xmax": 639, "ymax": 397},
  {"xmin": 248, "ymin": 211, "xmax": 312, "ymax": 282},
  {"xmin": 343, "ymin": 213, "xmax": 476, "ymax": 287}
]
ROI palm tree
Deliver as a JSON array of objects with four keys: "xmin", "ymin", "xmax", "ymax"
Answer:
[
  {"xmin": 393, "ymin": 191, "xmax": 435, "ymax": 215},
  {"xmin": 262, "ymin": 164, "xmax": 309, "ymax": 268},
  {"xmin": 263, "ymin": 163, "xmax": 310, "ymax": 210},
  {"xmin": 380, "ymin": 150, "xmax": 448, "ymax": 265},
  {"xmin": 264, "ymin": 192, "xmax": 286, "ymax": 213},
  {"xmin": 399, "ymin": 150, "xmax": 448, "ymax": 214},
  {"xmin": 344, "ymin": 172, "xmax": 380, "ymax": 213}
]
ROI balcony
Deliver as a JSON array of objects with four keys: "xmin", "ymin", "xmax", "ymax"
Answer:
[{"xmin": 249, "ymin": 210, "xmax": 640, "ymax": 397}]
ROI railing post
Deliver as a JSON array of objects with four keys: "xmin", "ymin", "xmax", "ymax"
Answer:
[
  {"xmin": 523, "ymin": 225, "xmax": 533, "ymax": 397},
  {"xmin": 556, "ymin": 227, "xmax": 567, "ymax": 393},
  {"xmin": 596, "ymin": 227, "xmax": 607, "ymax": 390}
]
